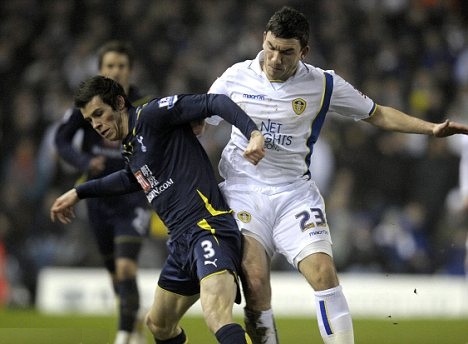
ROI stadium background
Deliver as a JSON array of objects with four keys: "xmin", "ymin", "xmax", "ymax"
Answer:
[{"xmin": 0, "ymin": 0, "xmax": 467, "ymax": 341}]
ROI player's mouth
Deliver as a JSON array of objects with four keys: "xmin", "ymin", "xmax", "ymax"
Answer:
[
  {"xmin": 101, "ymin": 129, "xmax": 110, "ymax": 138},
  {"xmin": 268, "ymin": 63, "xmax": 283, "ymax": 71}
]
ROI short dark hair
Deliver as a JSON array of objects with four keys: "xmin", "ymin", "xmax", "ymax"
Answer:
[
  {"xmin": 97, "ymin": 40, "xmax": 134, "ymax": 69},
  {"xmin": 74, "ymin": 75, "xmax": 131, "ymax": 110},
  {"xmin": 265, "ymin": 7, "xmax": 309, "ymax": 48}
]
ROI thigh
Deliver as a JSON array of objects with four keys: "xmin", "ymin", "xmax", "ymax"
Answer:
[
  {"xmin": 242, "ymin": 235, "xmax": 271, "ymax": 281},
  {"xmin": 149, "ymin": 284, "xmax": 199, "ymax": 329},
  {"xmin": 200, "ymin": 270, "xmax": 237, "ymax": 332},
  {"xmin": 220, "ymin": 183, "xmax": 276, "ymax": 257},
  {"xmin": 274, "ymin": 181, "xmax": 333, "ymax": 268}
]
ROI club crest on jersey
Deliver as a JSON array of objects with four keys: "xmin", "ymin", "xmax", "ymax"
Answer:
[
  {"xmin": 237, "ymin": 211, "xmax": 251, "ymax": 223},
  {"xmin": 136, "ymin": 135, "xmax": 147, "ymax": 152},
  {"xmin": 292, "ymin": 98, "xmax": 306, "ymax": 115}
]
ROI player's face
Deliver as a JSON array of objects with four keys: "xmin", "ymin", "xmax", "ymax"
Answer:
[
  {"xmin": 81, "ymin": 95, "xmax": 126, "ymax": 141},
  {"xmin": 100, "ymin": 52, "xmax": 131, "ymax": 92},
  {"xmin": 262, "ymin": 31, "xmax": 307, "ymax": 81}
]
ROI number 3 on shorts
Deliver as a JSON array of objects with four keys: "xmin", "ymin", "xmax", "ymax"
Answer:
[{"xmin": 201, "ymin": 239, "xmax": 216, "ymax": 259}]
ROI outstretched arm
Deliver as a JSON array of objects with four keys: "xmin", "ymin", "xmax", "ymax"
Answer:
[
  {"xmin": 50, "ymin": 188, "xmax": 79, "ymax": 224},
  {"xmin": 50, "ymin": 168, "xmax": 141, "ymax": 224},
  {"xmin": 161, "ymin": 94, "xmax": 265, "ymax": 164},
  {"xmin": 364, "ymin": 105, "xmax": 468, "ymax": 137}
]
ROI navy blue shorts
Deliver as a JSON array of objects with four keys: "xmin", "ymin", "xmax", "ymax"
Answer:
[
  {"xmin": 86, "ymin": 190, "xmax": 150, "ymax": 261},
  {"xmin": 157, "ymin": 214, "xmax": 242, "ymax": 303}
]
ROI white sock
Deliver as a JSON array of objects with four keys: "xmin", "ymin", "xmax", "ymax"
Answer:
[
  {"xmin": 114, "ymin": 330, "xmax": 131, "ymax": 344},
  {"xmin": 314, "ymin": 285, "xmax": 354, "ymax": 344},
  {"xmin": 244, "ymin": 307, "xmax": 279, "ymax": 344}
]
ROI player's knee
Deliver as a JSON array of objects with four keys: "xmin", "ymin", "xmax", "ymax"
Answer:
[
  {"xmin": 117, "ymin": 267, "xmax": 136, "ymax": 280},
  {"xmin": 145, "ymin": 311, "xmax": 155, "ymax": 331},
  {"xmin": 242, "ymin": 275, "xmax": 271, "ymax": 308},
  {"xmin": 301, "ymin": 258, "xmax": 338, "ymax": 290},
  {"xmin": 242, "ymin": 262, "xmax": 269, "ymax": 290},
  {"xmin": 145, "ymin": 312, "xmax": 165, "ymax": 337},
  {"xmin": 115, "ymin": 258, "xmax": 138, "ymax": 280},
  {"xmin": 246, "ymin": 275, "xmax": 267, "ymax": 295}
]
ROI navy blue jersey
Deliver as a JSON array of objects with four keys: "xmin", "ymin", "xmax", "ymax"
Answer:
[{"xmin": 76, "ymin": 93, "xmax": 258, "ymax": 239}]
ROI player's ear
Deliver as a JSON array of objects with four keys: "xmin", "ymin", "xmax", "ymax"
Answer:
[
  {"xmin": 301, "ymin": 45, "xmax": 310, "ymax": 59},
  {"xmin": 116, "ymin": 95, "xmax": 126, "ymax": 110}
]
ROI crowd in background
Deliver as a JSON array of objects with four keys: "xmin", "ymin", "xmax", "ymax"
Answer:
[{"xmin": 1, "ymin": 0, "xmax": 468, "ymax": 307}]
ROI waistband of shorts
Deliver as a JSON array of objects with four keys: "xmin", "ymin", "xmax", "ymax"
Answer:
[{"xmin": 222, "ymin": 176, "xmax": 314, "ymax": 194}]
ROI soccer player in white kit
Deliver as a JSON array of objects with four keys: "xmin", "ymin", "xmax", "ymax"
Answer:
[{"xmin": 207, "ymin": 6, "xmax": 468, "ymax": 344}]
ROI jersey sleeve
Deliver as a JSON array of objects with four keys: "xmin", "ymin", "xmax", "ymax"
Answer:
[
  {"xmin": 145, "ymin": 93, "xmax": 258, "ymax": 139},
  {"xmin": 328, "ymin": 71, "xmax": 376, "ymax": 121},
  {"xmin": 75, "ymin": 165, "xmax": 141, "ymax": 199},
  {"xmin": 55, "ymin": 107, "xmax": 93, "ymax": 171},
  {"xmin": 206, "ymin": 93, "xmax": 258, "ymax": 138}
]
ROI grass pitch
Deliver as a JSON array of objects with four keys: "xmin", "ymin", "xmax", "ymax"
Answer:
[{"xmin": 0, "ymin": 309, "xmax": 467, "ymax": 343}]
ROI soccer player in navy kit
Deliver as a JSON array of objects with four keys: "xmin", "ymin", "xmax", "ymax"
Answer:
[
  {"xmin": 50, "ymin": 75, "xmax": 265, "ymax": 344},
  {"xmin": 54, "ymin": 41, "xmax": 152, "ymax": 344}
]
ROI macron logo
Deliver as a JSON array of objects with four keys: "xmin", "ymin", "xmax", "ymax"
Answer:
[{"xmin": 243, "ymin": 94, "xmax": 266, "ymax": 100}]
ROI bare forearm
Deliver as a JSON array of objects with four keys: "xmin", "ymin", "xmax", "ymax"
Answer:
[{"xmin": 365, "ymin": 105, "xmax": 435, "ymax": 135}]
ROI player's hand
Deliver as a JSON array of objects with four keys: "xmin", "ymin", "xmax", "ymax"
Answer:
[
  {"xmin": 433, "ymin": 120, "xmax": 468, "ymax": 137},
  {"xmin": 88, "ymin": 156, "xmax": 106, "ymax": 176},
  {"xmin": 50, "ymin": 189, "xmax": 79, "ymax": 224},
  {"xmin": 243, "ymin": 130, "xmax": 265, "ymax": 165}
]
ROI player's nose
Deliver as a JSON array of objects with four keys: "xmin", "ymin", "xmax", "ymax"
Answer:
[{"xmin": 271, "ymin": 51, "xmax": 282, "ymax": 63}]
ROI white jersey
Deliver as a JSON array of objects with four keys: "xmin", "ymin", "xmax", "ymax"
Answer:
[{"xmin": 209, "ymin": 51, "xmax": 376, "ymax": 186}]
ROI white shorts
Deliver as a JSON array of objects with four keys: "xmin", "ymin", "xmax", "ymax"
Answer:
[{"xmin": 220, "ymin": 179, "xmax": 333, "ymax": 269}]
